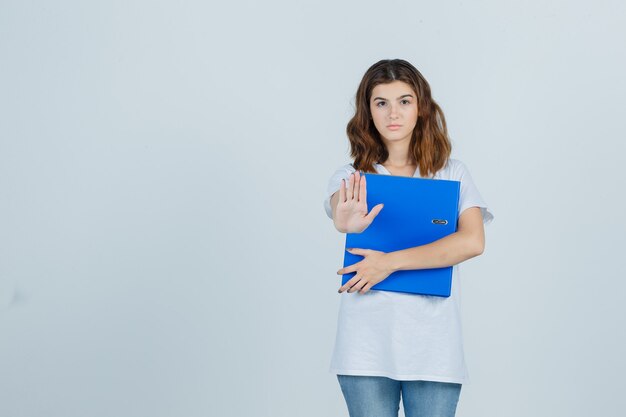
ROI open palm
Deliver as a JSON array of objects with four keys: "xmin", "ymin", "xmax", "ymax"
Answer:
[{"xmin": 335, "ymin": 171, "xmax": 384, "ymax": 234}]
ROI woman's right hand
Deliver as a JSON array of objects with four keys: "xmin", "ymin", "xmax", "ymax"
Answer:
[{"xmin": 334, "ymin": 171, "xmax": 384, "ymax": 234}]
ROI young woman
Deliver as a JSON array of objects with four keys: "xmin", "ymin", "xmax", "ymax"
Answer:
[{"xmin": 323, "ymin": 59, "xmax": 494, "ymax": 417}]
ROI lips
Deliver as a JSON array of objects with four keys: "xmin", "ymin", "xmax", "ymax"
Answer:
[{"xmin": 387, "ymin": 125, "xmax": 402, "ymax": 130}]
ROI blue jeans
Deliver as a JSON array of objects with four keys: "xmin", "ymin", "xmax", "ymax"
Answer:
[{"xmin": 337, "ymin": 374, "xmax": 462, "ymax": 417}]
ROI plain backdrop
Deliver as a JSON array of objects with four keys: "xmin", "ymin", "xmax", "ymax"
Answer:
[{"xmin": 1, "ymin": 1, "xmax": 625, "ymax": 416}]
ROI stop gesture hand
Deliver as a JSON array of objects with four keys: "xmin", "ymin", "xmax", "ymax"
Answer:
[{"xmin": 334, "ymin": 171, "xmax": 384, "ymax": 234}]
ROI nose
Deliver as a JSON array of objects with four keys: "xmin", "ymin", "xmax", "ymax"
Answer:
[{"xmin": 388, "ymin": 103, "xmax": 399, "ymax": 120}]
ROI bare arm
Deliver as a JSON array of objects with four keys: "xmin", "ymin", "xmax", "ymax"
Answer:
[
  {"xmin": 329, "ymin": 190, "xmax": 345, "ymax": 232},
  {"xmin": 384, "ymin": 207, "xmax": 486, "ymax": 272}
]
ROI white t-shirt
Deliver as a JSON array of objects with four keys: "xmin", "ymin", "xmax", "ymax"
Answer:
[{"xmin": 323, "ymin": 158, "xmax": 494, "ymax": 384}]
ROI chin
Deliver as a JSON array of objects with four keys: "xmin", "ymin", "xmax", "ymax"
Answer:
[{"xmin": 385, "ymin": 133, "xmax": 410, "ymax": 140}]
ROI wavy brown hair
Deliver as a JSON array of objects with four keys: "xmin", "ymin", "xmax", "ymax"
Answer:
[{"xmin": 347, "ymin": 59, "xmax": 452, "ymax": 178}]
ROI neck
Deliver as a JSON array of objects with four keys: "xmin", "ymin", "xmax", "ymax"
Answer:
[{"xmin": 382, "ymin": 138, "xmax": 412, "ymax": 167}]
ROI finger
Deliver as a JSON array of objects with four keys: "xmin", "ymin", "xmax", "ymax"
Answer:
[
  {"xmin": 345, "ymin": 276, "xmax": 363, "ymax": 293},
  {"xmin": 359, "ymin": 282, "xmax": 375, "ymax": 294},
  {"xmin": 358, "ymin": 173, "xmax": 366, "ymax": 203},
  {"xmin": 347, "ymin": 173, "xmax": 354, "ymax": 200},
  {"xmin": 339, "ymin": 275, "xmax": 362, "ymax": 293},
  {"xmin": 337, "ymin": 260, "xmax": 359, "ymax": 275},
  {"xmin": 353, "ymin": 171, "xmax": 360, "ymax": 201},
  {"xmin": 337, "ymin": 264, "xmax": 355, "ymax": 275},
  {"xmin": 365, "ymin": 203, "xmax": 384, "ymax": 222},
  {"xmin": 348, "ymin": 277, "xmax": 367, "ymax": 293},
  {"xmin": 346, "ymin": 248, "xmax": 366, "ymax": 256}
]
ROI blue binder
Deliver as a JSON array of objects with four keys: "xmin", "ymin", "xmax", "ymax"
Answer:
[{"xmin": 342, "ymin": 172, "xmax": 460, "ymax": 297}]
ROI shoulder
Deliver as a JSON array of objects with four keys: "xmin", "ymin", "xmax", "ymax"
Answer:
[
  {"xmin": 447, "ymin": 158, "xmax": 465, "ymax": 170},
  {"xmin": 445, "ymin": 158, "xmax": 471, "ymax": 179},
  {"xmin": 326, "ymin": 163, "xmax": 356, "ymax": 188},
  {"xmin": 435, "ymin": 158, "xmax": 463, "ymax": 180},
  {"xmin": 341, "ymin": 163, "xmax": 356, "ymax": 172},
  {"xmin": 329, "ymin": 163, "xmax": 356, "ymax": 177}
]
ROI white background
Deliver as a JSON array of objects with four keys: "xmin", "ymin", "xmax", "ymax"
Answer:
[{"xmin": 1, "ymin": 1, "xmax": 625, "ymax": 416}]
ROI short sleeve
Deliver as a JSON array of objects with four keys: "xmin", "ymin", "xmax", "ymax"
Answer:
[
  {"xmin": 456, "ymin": 160, "xmax": 494, "ymax": 225},
  {"xmin": 323, "ymin": 164, "xmax": 356, "ymax": 219}
]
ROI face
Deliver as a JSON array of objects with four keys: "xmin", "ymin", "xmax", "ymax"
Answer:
[{"xmin": 369, "ymin": 80, "xmax": 419, "ymax": 144}]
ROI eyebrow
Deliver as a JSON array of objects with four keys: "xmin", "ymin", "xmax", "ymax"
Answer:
[{"xmin": 372, "ymin": 94, "xmax": 414, "ymax": 101}]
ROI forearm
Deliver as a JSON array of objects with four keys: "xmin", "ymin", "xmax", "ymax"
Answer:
[
  {"xmin": 385, "ymin": 231, "xmax": 482, "ymax": 272},
  {"xmin": 333, "ymin": 217, "xmax": 347, "ymax": 233}
]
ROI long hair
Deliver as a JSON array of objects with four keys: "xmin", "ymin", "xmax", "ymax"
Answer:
[{"xmin": 347, "ymin": 59, "xmax": 452, "ymax": 178}]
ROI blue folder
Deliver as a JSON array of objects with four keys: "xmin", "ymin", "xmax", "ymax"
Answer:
[{"xmin": 342, "ymin": 172, "xmax": 460, "ymax": 297}]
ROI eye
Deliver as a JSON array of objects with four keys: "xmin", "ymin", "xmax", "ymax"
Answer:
[
  {"xmin": 376, "ymin": 101, "xmax": 386, "ymax": 107},
  {"xmin": 401, "ymin": 99, "xmax": 411, "ymax": 105}
]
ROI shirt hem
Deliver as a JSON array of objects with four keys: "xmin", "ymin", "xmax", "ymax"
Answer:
[{"xmin": 329, "ymin": 368, "xmax": 469, "ymax": 385}]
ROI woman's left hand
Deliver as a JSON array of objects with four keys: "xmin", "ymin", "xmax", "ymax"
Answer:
[{"xmin": 337, "ymin": 248, "xmax": 395, "ymax": 294}]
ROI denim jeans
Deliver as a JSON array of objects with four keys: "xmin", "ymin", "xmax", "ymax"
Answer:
[{"xmin": 337, "ymin": 374, "xmax": 462, "ymax": 417}]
